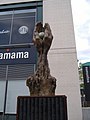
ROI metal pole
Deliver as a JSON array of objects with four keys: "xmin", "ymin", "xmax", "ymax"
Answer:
[
  {"xmin": 34, "ymin": 64, "xmax": 36, "ymax": 73},
  {"xmin": 2, "ymin": 65, "xmax": 9, "ymax": 120}
]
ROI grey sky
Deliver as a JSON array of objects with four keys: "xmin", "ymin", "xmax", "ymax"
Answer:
[{"xmin": 71, "ymin": 0, "xmax": 90, "ymax": 63}]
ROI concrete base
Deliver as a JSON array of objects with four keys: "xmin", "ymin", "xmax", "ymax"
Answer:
[{"xmin": 16, "ymin": 96, "xmax": 68, "ymax": 120}]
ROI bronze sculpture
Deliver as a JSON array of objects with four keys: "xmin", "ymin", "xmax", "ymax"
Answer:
[{"xmin": 26, "ymin": 22, "xmax": 56, "ymax": 96}]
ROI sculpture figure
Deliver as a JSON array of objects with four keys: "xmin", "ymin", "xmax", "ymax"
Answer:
[{"xmin": 26, "ymin": 22, "xmax": 56, "ymax": 96}]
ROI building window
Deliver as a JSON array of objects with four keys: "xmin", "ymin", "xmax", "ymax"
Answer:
[{"xmin": 0, "ymin": 9, "xmax": 36, "ymax": 46}]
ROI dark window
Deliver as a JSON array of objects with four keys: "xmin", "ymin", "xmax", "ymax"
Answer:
[
  {"xmin": 0, "ymin": 9, "xmax": 36, "ymax": 46},
  {"xmin": 0, "ymin": 12, "xmax": 12, "ymax": 45}
]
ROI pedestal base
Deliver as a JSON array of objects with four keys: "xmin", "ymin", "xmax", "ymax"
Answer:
[{"xmin": 16, "ymin": 96, "xmax": 68, "ymax": 120}]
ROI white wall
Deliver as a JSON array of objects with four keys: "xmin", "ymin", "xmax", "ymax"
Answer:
[
  {"xmin": 0, "ymin": 0, "xmax": 41, "ymax": 5},
  {"xmin": 82, "ymin": 108, "xmax": 90, "ymax": 120},
  {"xmin": 43, "ymin": 0, "xmax": 82, "ymax": 120}
]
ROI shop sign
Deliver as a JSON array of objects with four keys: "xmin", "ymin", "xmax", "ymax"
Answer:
[{"xmin": 0, "ymin": 46, "xmax": 36, "ymax": 65}]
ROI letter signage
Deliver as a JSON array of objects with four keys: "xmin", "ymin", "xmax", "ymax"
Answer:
[
  {"xmin": 83, "ymin": 66, "xmax": 90, "ymax": 101},
  {"xmin": 0, "ymin": 46, "xmax": 36, "ymax": 65}
]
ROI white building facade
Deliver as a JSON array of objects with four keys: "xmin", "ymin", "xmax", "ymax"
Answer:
[{"xmin": 0, "ymin": 0, "xmax": 82, "ymax": 120}]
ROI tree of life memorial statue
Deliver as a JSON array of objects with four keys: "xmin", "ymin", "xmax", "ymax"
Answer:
[
  {"xmin": 26, "ymin": 22, "xmax": 56, "ymax": 96},
  {"xmin": 17, "ymin": 22, "xmax": 68, "ymax": 120}
]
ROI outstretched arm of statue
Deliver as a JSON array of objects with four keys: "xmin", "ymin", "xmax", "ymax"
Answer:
[
  {"xmin": 33, "ymin": 22, "xmax": 43, "ymax": 54},
  {"xmin": 33, "ymin": 22, "xmax": 53, "ymax": 55},
  {"xmin": 43, "ymin": 23, "xmax": 53, "ymax": 54}
]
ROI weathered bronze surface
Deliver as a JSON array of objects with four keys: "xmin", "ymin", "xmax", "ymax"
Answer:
[{"xmin": 26, "ymin": 22, "xmax": 56, "ymax": 96}]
